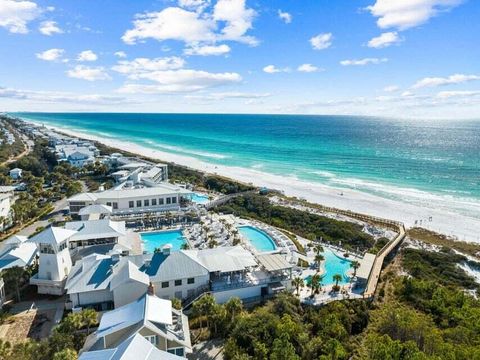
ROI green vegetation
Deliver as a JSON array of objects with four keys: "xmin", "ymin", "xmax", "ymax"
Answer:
[
  {"xmin": 402, "ymin": 248, "xmax": 479, "ymax": 290},
  {"xmin": 369, "ymin": 237, "xmax": 389, "ymax": 255},
  {"xmin": 408, "ymin": 227, "xmax": 480, "ymax": 259},
  {"xmin": 217, "ymin": 194, "xmax": 375, "ymax": 251}
]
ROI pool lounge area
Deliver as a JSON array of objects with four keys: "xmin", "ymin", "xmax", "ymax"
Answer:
[
  {"xmin": 190, "ymin": 193, "xmax": 210, "ymax": 204},
  {"xmin": 305, "ymin": 248, "xmax": 352, "ymax": 286},
  {"xmin": 140, "ymin": 230, "xmax": 187, "ymax": 253},
  {"xmin": 238, "ymin": 225, "xmax": 277, "ymax": 252}
]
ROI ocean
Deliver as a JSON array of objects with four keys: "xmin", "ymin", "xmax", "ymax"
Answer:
[{"xmin": 13, "ymin": 113, "xmax": 480, "ymax": 232}]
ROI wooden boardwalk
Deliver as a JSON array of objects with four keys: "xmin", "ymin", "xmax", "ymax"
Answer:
[{"xmin": 363, "ymin": 223, "xmax": 406, "ymax": 298}]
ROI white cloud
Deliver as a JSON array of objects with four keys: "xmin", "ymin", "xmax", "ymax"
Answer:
[
  {"xmin": 412, "ymin": 74, "xmax": 480, "ymax": 89},
  {"xmin": 178, "ymin": 0, "xmax": 209, "ymax": 11},
  {"xmin": 38, "ymin": 20, "xmax": 62, "ymax": 35},
  {"xmin": 263, "ymin": 65, "xmax": 290, "ymax": 74},
  {"xmin": 436, "ymin": 90, "xmax": 480, "ymax": 99},
  {"xmin": 114, "ymin": 51, "xmax": 127, "ymax": 58},
  {"xmin": 117, "ymin": 69, "xmax": 241, "ymax": 93},
  {"xmin": 297, "ymin": 64, "xmax": 321, "ymax": 73},
  {"xmin": 340, "ymin": 57, "xmax": 388, "ymax": 66},
  {"xmin": 112, "ymin": 57, "xmax": 186, "ymax": 78},
  {"xmin": 212, "ymin": 0, "xmax": 257, "ymax": 45},
  {"xmin": 310, "ymin": 33, "xmax": 332, "ymax": 50},
  {"xmin": 77, "ymin": 50, "xmax": 98, "ymax": 62},
  {"xmin": 368, "ymin": 31, "xmax": 401, "ymax": 48},
  {"xmin": 122, "ymin": 0, "xmax": 257, "ymax": 47},
  {"xmin": 367, "ymin": 0, "xmax": 463, "ymax": 31},
  {"xmin": 184, "ymin": 44, "xmax": 231, "ymax": 56},
  {"xmin": 278, "ymin": 9, "xmax": 292, "ymax": 24},
  {"xmin": 383, "ymin": 85, "xmax": 400, "ymax": 92},
  {"xmin": 122, "ymin": 7, "xmax": 215, "ymax": 45},
  {"xmin": 0, "ymin": 0, "xmax": 41, "ymax": 33},
  {"xmin": 67, "ymin": 65, "xmax": 111, "ymax": 81},
  {"xmin": 186, "ymin": 92, "xmax": 271, "ymax": 101},
  {"xmin": 0, "ymin": 86, "xmax": 128, "ymax": 105},
  {"xmin": 36, "ymin": 48, "xmax": 64, "ymax": 61}
]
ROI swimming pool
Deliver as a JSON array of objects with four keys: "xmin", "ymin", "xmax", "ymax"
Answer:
[
  {"xmin": 190, "ymin": 193, "xmax": 210, "ymax": 204},
  {"xmin": 308, "ymin": 248, "xmax": 352, "ymax": 285},
  {"xmin": 238, "ymin": 226, "xmax": 276, "ymax": 252},
  {"xmin": 141, "ymin": 230, "xmax": 187, "ymax": 253}
]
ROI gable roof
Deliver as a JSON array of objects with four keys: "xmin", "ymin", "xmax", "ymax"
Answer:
[
  {"xmin": 30, "ymin": 227, "xmax": 77, "ymax": 245},
  {"xmin": 79, "ymin": 204, "xmax": 113, "ymax": 216},
  {"xmin": 66, "ymin": 219, "xmax": 126, "ymax": 242},
  {"xmin": 96, "ymin": 294, "xmax": 173, "ymax": 339},
  {"xmin": 137, "ymin": 251, "xmax": 209, "ymax": 282},
  {"xmin": 183, "ymin": 246, "xmax": 257, "ymax": 273},
  {"xmin": 3, "ymin": 235, "xmax": 28, "ymax": 246},
  {"xmin": 66, "ymin": 254, "xmax": 116, "ymax": 294},
  {"xmin": 110, "ymin": 260, "xmax": 149, "ymax": 290},
  {"xmin": 79, "ymin": 333, "xmax": 183, "ymax": 360},
  {"xmin": 0, "ymin": 242, "xmax": 37, "ymax": 271}
]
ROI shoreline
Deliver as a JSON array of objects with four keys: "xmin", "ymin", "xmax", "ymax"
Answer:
[{"xmin": 27, "ymin": 120, "xmax": 480, "ymax": 243}]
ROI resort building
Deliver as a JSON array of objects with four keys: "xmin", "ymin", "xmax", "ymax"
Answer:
[
  {"xmin": 67, "ymin": 184, "xmax": 191, "ymax": 216},
  {"xmin": 83, "ymin": 293, "xmax": 191, "ymax": 358},
  {"xmin": 0, "ymin": 235, "xmax": 37, "ymax": 272},
  {"xmin": 9, "ymin": 168, "xmax": 22, "ymax": 180},
  {"xmin": 65, "ymin": 245, "xmax": 293, "ymax": 308},
  {"xmin": 79, "ymin": 333, "xmax": 184, "ymax": 360},
  {"xmin": 29, "ymin": 227, "xmax": 77, "ymax": 295}
]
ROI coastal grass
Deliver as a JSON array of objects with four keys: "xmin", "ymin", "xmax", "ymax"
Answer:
[{"xmin": 407, "ymin": 227, "xmax": 480, "ymax": 259}]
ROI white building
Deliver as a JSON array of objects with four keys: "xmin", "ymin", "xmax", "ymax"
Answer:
[
  {"xmin": 79, "ymin": 333, "xmax": 184, "ymax": 360},
  {"xmin": 65, "ymin": 245, "xmax": 293, "ymax": 309},
  {"xmin": 0, "ymin": 235, "xmax": 37, "ymax": 272},
  {"xmin": 67, "ymin": 184, "xmax": 191, "ymax": 216},
  {"xmin": 29, "ymin": 227, "xmax": 77, "ymax": 295},
  {"xmin": 0, "ymin": 193, "xmax": 13, "ymax": 232},
  {"xmin": 9, "ymin": 168, "xmax": 22, "ymax": 180},
  {"xmin": 84, "ymin": 294, "xmax": 191, "ymax": 358}
]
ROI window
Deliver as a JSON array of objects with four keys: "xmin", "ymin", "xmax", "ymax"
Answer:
[
  {"xmin": 151, "ymin": 199, "xmax": 157, "ymax": 206},
  {"xmin": 166, "ymin": 197, "xmax": 171, "ymax": 204},
  {"xmin": 161, "ymin": 281, "xmax": 169, "ymax": 288},
  {"xmin": 112, "ymin": 202, "xmax": 118, "ymax": 210},
  {"xmin": 136, "ymin": 200, "xmax": 142, "ymax": 207},
  {"xmin": 187, "ymin": 278, "xmax": 195, "ymax": 284},
  {"xmin": 144, "ymin": 199, "xmax": 149, "ymax": 207},
  {"xmin": 172, "ymin": 197, "xmax": 177, "ymax": 204},
  {"xmin": 106, "ymin": 202, "xmax": 112, "ymax": 206},
  {"xmin": 129, "ymin": 201, "xmax": 134, "ymax": 208},
  {"xmin": 174, "ymin": 279, "xmax": 182, "ymax": 286},
  {"xmin": 145, "ymin": 335, "xmax": 157, "ymax": 345},
  {"xmin": 159, "ymin": 198, "xmax": 164, "ymax": 205},
  {"xmin": 168, "ymin": 348, "xmax": 185, "ymax": 357}
]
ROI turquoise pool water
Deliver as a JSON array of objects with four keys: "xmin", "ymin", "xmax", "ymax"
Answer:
[
  {"xmin": 191, "ymin": 193, "xmax": 209, "ymax": 204},
  {"xmin": 238, "ymin": 226, "xmax": 276, "ymax": 252},
  {"xmin": 307, "ymin": 248, "xmax": 352, "ymax": 285},
  {"xmin": 141, "ymin": 230, "xmax": 186, "ymax": 253}
]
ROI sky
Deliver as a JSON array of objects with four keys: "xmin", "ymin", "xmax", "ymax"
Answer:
[{"xmin": 0, "ymin": 0, "xmax": 479, "ymax": 118}]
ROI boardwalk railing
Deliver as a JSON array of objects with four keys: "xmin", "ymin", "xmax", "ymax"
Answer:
[{"xmin": 205, "ymin": 190, "xmax": 257, "ymax": 210}]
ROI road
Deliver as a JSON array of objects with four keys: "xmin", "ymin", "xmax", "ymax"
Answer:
[{"xmin": 17, "ymin": 197, "xmax": 69, "ymax": 237}]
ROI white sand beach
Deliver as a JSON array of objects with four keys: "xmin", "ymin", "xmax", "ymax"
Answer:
[{"xmin": 38, "ymin": 124, "xmax": 480, "ymax": 243}]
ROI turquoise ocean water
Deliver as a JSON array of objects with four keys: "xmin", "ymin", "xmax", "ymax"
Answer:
[{"xmin": 13, "ymin": 113, "xmax": 480, "ymax": 219}]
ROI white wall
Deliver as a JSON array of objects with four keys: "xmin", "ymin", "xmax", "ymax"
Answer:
[
  {"xmin": 213, "ymin": 285, "xmax": 265, "ymax": 304},
  {"xmin": 72, "ymin": 289, "xmax": 113, "ymax": 308},
  {"xmin": 153, "ymin": 274, "xmax": 210, "ymax": 300},
  {"xmin": 38, "ymin": 248, "xmax": 72, "ymax": 281}
]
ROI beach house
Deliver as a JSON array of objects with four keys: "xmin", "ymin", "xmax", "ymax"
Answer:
[
  {"xmin": 0, "ymin": 235, "xmax": 37, "ymax": 272},
  {"xmin": 83, "ymin": 293, "xmax": 191, "ymax": 358},
  {"xmin": 9, "ymin": 168, "xmax": 22, "ymax": 180},
  {"xmin": 0, "ymin": 193, "xmax": 13, "ymax": 231}
]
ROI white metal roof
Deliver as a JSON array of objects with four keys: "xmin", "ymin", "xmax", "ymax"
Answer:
[
  {"xmin": 66, "ymin": 219, "xmax": 126, "ymax": 242},
  {"xmin": 183, "ymin": 246, "xmax": 257, "ymax": 273},
  {"xmin": 78, "ymin": 204, "xmax": 113, "ymax": 216},
  {"xmin": 30, "ymin": 227, "xmax": 77, "ymax": 245},
  {"xmin": 110, "ymin": 260, "xmax": 149, "ymax": 290},
  {"xmin": 96, "ymin": 294, "xmax": 173, "ymax": 339},
  {"xmin": 256, "ymin": 254, "xmax": 292, "ymax": 272}
]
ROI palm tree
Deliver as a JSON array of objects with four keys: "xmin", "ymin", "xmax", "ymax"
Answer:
[
  {"xmin": 80, "ymin": 308, "xmax": 98, "ymax": 335},
  {"xmin": 310, "ymin": 273, "xmax": 322, "ymax": 295},
  {"xmin": 292, "ymin": 277, "xmax": 304, "ymax": 296},
  {"xmin": 314, "ymin": 244, "xmax": 324, "ymax": 255},
  {"xmin": 350, "ymin": 260, "xmax": 360, "ymax": 277},
  {"xmin": 314, "ymin": 254, "xmax": 324, "ymax": 270},
  {"xmin": 225, "ymin": 297, "xmax": 243, "ymax": 321},
  {"xmin": 333, "ymin": 273, "xmax": 342, "ymax": 288}
]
